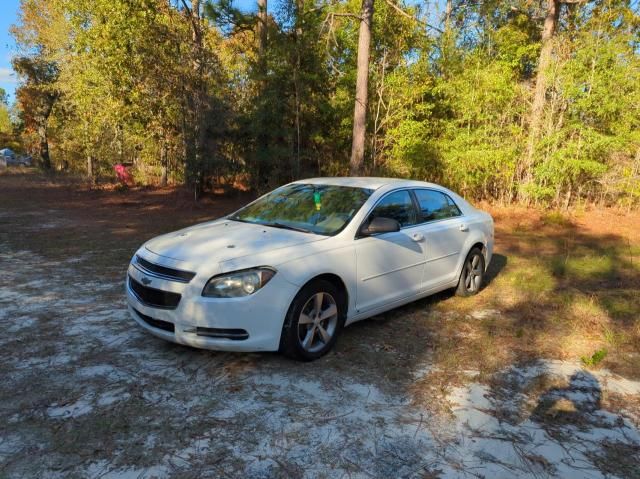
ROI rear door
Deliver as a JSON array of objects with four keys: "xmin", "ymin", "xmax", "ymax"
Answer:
[
  {"xmin": 354, "ymin": 189, "xmax": 426, "ymax": 313},
  {"xmin": 412, "ymin": 189, "xmax": 467, "ymax": 290}
]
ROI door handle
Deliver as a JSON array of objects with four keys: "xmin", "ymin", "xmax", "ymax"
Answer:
[
  {"xmin": 411, "ymin": 233, "xmax": 424, "ymax": 242},
  {"xmin": 459, "ymin": 224, "xmax": 469, "ymax": 232}
]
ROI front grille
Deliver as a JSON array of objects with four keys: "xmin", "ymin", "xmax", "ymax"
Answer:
[
  {"xmin": 134, "ymin": 308, "xmax": 175, "ymax": 333},
  {"xmin": 135, "ymin": 255, "xmax": 196, "ymax": 283},
  {"xmin": 129, "ymin": 276, "xmax": 181, "ymax": 309}
]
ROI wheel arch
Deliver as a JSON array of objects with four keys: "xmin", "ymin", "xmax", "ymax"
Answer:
[
  {"xmin": 456, "ymin": 237, "xmax": 488, "ymax": 279},
  {"xmin": 470, "ymin": 241, "xmax": 487, "ymax": 261},
  {"xmin": 299, "ymin": 273, "xmax": 349, "ymax": 317}
]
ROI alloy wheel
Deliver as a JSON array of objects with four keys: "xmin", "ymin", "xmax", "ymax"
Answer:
[
  {"xmin": 297, "ymin": 292, "xmax": 339, "ymax": 353},
  {"xmin": 464, "ymin": 253, "xmax": 483, "ymax": 293}
]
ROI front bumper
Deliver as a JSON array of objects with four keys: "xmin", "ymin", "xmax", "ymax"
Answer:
[{"xmin": 125, "ymin": 255, "xmax": 299, "ymax": 352}]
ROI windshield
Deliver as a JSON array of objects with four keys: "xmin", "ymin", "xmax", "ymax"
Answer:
[{"xmin": 229, "ymin": 183, "xmax": 374, "ymax": 235}]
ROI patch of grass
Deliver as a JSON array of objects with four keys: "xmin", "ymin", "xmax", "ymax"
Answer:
[
  {"xmin": 524, "ymin": 373, "xmax": 568, "ymax": 397},
  {"xmin": 602, "ymin": 327, "xmax": 627, "ymax": 347},
  {"xmin": 498, "ymin": 259, "xmax": 555, "ymax": 298},
  {"xmin": 566, "ymin": 295, "xmax": 609, "ymax": 330},
  {"xmin": 546, "ymin": 397, "xmax": 578, "ymax": 415},
  {"xmin": 512, "ymin": 221, "xmax": 532, "ymax": 233},
  {"xmin": 551, "ymin": 254, "xmax": 615, "ymax": 280},
  {"xmin": 601, "ymin": 293, "xmax": 639, "ymax": 320},
  {"xmin": 541, "ymin": 210, "xmax": 572, "ymax": 227},
  {"xmin": 581, "ymin": 348, "xmax": 608, "ymax": 368},
  {"xmin": 566, "ymin": 294, "xmax": 602, "ymax": 315},
  {"xmin": 623, "ymin": 243, "xmax": 640, "ymax": 270}
]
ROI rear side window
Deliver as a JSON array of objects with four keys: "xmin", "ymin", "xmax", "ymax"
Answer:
[
  {"xmin": 413, "ymin": 189, "xmax": 461, "ymax": 222},
  {"xmin": 368, "ymin": 190, "xmax": 417, "ymax": 227}
]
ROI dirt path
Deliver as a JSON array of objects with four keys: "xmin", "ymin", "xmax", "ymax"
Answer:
[{"xmin": 1, "ymin": 172, "xmax": 639, "ymax": 478}]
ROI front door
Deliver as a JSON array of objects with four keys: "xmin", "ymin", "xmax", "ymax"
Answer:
[{"xmin": 355, "ymin": 190, "xmax": 425, "ymax": 313}]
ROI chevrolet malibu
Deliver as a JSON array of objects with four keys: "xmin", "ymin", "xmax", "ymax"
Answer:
[{"xmin": 126, "ymin": 178, "xmax": 494, "ymax": 360}]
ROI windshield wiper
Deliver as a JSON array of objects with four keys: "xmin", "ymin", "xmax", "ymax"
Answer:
[
  {"xmin": 228, "ymin": 217, "xmax": 314, "ymax": 234},
  {"xmin": 261, "ymin": 222, "xmax": 314, "ymax": 234}
]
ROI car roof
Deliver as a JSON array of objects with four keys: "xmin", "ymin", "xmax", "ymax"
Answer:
[{"xmin": 291, "ymin": 177, "xmax": 443, "ymax": 191}]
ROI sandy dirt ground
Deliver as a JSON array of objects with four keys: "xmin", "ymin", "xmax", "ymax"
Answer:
[{"xmin": 1, "ymin": 172, "xmax": 639, "ymax": 478}]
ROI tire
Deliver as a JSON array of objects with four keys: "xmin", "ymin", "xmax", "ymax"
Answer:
[
  {"xmin": 280, "ymin": 279, "xmax": 345, "ymax": 361},
  {"xmin": 455, "ymin": 247, "xmax": 485, "ymax": 297}
]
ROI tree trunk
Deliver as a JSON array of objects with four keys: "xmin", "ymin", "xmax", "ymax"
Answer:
[
  {"xmin": 37, "ymin": 122, "xmax": 51, "ymax": 170},
  {"xmin": 371, "ymin": 48, "xmax": 388, "ymax": 170},
  {"xmin": 520, "ymin": 0, "xmax": 560, "ymax": 199},
  {"xmin": 192, "ymin": 0, "xmax": 203, "ymax": 183},
  {"xmin": 160, "ymin": 141, "xmax": 168, "ymax": 187},
  {"xmin": 445, "ymin": 0, "xmax": 452, "ymax": 30},
  {"xmin": 87, "ymin": 155, "xmax": 95, "ymax": 185},
  {"xmin": 349, "ymin": 0, "xmax": 374, "ymax": 176},
  {"xmin": 116, "ymin": 124, "xmax": 124, "ymax": 163},
  {"xmin": 253, "ymin": 0, "xmax": 269, "ymax": 190},
  {"xmin": 293, "ymin": 0, "xmax": 302, "ymax": 178},
  {"xmin": 257, "ymin": 0, "xmax": 267, "ymax": 58},
  {"xmin": 182, "ymin": 0, "xmax": 205, "ymax": 194}
]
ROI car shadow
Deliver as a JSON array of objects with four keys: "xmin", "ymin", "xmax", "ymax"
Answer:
[{"xmin": 483, "ymin": 252, "xmax": 507, "ymax": 288}]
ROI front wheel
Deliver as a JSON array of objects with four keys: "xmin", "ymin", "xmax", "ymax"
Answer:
[
  {"xmin": 280, "ymin": 280, "xmax": 344, "ymax": 361},
  {"xmin": 456, "ymin": 247, "xmax": 485, "ymax": 297}
]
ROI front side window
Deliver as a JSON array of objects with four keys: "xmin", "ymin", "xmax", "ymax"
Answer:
[
  {"xmin": 229, "ymin": 184, "xmax": 373, "ymax": 236},
  {"xmin": 413, "ymin": 189, "xmax": 461, "ymax": 222},
  {"xmin": 367, "ymin": 190, "xmax": 417, "ymax": 227}
]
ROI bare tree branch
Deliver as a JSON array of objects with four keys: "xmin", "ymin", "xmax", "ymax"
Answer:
[
  {"xmin": 179, "ymin": 0, "xmax": 192, "ymax": 16},
  {"xmin": 384, "ymin": 0, "xmax": 444, "ymax": 34},
  {"xmin": 326, "ymin": 12, "xmax": 363, "ymax": 21}
]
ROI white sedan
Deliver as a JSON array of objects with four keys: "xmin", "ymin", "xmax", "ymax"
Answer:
[{"xmin": 126, "ymin": 178, "xmax": 494, "ymax": 360}]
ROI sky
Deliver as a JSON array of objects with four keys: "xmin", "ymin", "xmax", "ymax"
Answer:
[{"xmin": 0, "ymin": 0, "xmax": 19, "ymax": 103}]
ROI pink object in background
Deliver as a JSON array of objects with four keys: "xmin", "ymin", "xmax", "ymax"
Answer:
[{"xmin": 114, "ymin": 163, "xmax": 133, "ymax": 185}]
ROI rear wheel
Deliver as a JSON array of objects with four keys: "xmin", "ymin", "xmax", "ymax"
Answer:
[
  {"xmin": 280, "ymin": 280, "xmax": 344, "ymax": 361},
  {"xmin": 456, "ymin": 247, "xmax": 485, "ymax": 297}
]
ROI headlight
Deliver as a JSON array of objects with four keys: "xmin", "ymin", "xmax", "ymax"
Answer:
[{"xmin": 202, "ymin": 267, "xmax": 276, "ymax": 298}]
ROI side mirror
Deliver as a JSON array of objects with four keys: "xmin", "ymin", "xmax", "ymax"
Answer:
[{"xmin": 360, "ymin": 217, "xmax": 401, "ymax": 236}]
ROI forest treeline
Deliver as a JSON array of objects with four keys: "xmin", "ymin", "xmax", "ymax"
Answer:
[{"xmin": 8, "ymin": 0, "xmax": 640, "ymax": 205}]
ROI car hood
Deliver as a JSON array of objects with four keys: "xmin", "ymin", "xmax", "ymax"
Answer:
[{"xmin": 144, "ymin": 219, "xmax": 326, "ymax": 264}]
